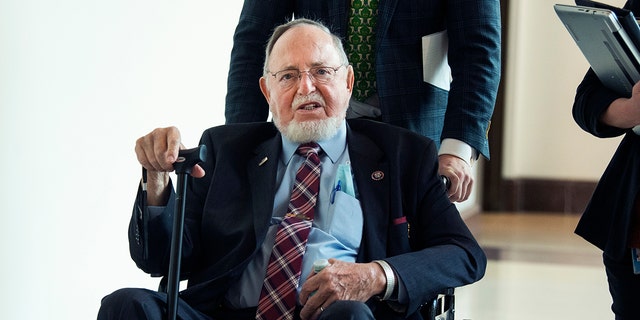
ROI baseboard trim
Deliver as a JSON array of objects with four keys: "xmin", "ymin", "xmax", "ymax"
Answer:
[{"xmin": 498, "ymin": 178, "xmax": 597, "ymax": 213}]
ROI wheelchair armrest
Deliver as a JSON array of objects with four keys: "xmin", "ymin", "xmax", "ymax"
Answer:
[
  {"xmin": 420, "ymin": 288, "xmax": 455, "ymax": 320},
  {"xmin": 157, "ymin": 276, "xmax": 168, "ymax": 293},
  {"xmin": 154, "ymin": 273, "xmax": 188, "ymax": 294}
]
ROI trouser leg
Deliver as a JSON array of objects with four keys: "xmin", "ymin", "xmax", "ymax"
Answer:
[
  {"xmin": 317, "ymin": 300, "xmax": 375, "ymax": 320},
  {"xmin": 97, "ymin": 288, "xmax": 211, "ymax": 320},
  {"xmin": 604, "ymin": 252, "xmax": 640, "ymax": 320}
]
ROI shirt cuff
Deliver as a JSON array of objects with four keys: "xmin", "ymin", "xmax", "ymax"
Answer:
[{"xmin": 438, "ymin": 138, "xmax": 477, "ymax": 166}]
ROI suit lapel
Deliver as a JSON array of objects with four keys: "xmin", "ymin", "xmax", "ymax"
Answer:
[
  {"xmin": 346, "ymin": 124, "xmax": 390, "ymax": 262},
  {"xmin": 247, "ymin": 135, "xmax": 282, "ymax": 245}
]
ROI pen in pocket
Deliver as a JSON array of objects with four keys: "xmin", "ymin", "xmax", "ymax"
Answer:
[{"xmin": 330, "ymin": 180, "xmax": 342, "ymax": 204}]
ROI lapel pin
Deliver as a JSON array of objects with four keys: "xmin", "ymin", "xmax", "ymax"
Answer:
[
  {"xmin": 371, "ymin": 170, "xmax": 384, "ymax": 181},
  {"xmin": 258, "ymin": 157, "xmax": 268, "ymax": 166}
]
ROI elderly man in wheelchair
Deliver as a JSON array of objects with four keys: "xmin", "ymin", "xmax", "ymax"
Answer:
[{"xmin": 97, "ymin": 17, "xmax": 485, "ymax": 320}]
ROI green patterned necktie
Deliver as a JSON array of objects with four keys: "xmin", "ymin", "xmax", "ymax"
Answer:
[{"xmin": 347, "ymin": 0, "xmax": 378, "ymax": 102}]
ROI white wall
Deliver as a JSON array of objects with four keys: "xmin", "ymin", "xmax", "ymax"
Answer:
[
  {"xmin": 0, "ymin": 1, "xmax": 241, "ymax": 318},
  {"xmin": 502, "ymin": 0, "xmax": 626, "ymax": 181}
]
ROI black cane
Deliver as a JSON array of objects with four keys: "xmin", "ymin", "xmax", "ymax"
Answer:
[{"xmin": 166, "ymin": 145, "xmax": 207, "ymax": 320}]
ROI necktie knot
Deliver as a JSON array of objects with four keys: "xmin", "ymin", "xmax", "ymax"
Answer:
[{"xmin": 296, "ymin": 142, "xmax": 321, "ymax": 158}]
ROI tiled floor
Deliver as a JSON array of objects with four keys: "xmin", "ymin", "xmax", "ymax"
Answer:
[{"xmin": 453, "ymin": 212, "xmax": 613, "ymax": 320}]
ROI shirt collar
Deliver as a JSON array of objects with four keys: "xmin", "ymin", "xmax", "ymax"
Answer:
[{"xmin": 281, "ymin": 121, "xmax": 347, "ymax": 165}]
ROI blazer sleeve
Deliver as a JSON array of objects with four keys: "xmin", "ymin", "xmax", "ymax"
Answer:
[
  {"xmin": 128, "ymin": 177, "xmax": 214, "ymax": 279},
  {"xmin": 572, "ymin": 68, "xmax": 627, "ymax": 138},
  {"xmin": 128, "ymin": 182, "xmax": 176, "ymax": 276},
  {"xmin": 386, "ymin": 144, "xmax": 486, "ymax": 315},
  {"xmin": 443, "ymin": 0, "xmax": 502, "ymax": 159},
  {"xmin": 224, "ymin": 1, "xmax": 295, "ymax": 123}
]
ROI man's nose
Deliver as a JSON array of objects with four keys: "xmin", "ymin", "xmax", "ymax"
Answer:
[{"xmin": 296, "ymin": 72, "xmax": 317, "ymax": 94}]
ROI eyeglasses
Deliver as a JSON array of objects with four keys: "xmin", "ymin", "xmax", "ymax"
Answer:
[{"xmin": 267, "ymin": 65, "xmax": 345, "ymax": 89}]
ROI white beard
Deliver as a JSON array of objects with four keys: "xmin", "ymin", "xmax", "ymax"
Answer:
[
  {"xmin": 275, "ymin": 116, "xmax": 342, "ymax": 143},
  {"xmin": 274, "ymin": 93, "xmax": 346, "ymax": 143}
]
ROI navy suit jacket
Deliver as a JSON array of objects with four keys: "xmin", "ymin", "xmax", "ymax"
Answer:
[
  {"xmin": 573, "ymin": 0, "xmax": 640, "ymax": 261},
  {"xmin": 129, "ymin": 119, "xmax": 486, "ymax": 319},
  {"xmin": 224, "ymin": 0, "xmax": 501, "ymax": 158}
]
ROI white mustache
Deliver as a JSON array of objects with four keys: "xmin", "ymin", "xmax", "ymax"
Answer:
[{"xmin": 292, "ymin": 93, "xmax": 325, "ymax": 110}]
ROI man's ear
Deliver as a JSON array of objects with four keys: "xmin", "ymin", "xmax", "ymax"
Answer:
[
  {"xmin": 345, "ymin": 65, "xmax": 355, "ymax": 93},
  {"xmin": 259, "ymin": 76, "xmax": 270, "ymax": 102}
]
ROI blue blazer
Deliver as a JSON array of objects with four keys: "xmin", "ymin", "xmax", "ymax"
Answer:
[
  {"xmin": 129, "ymin": 119, "xmax": 486, "ymax": 319},
  {"xmin": 573, "ymin": 0, "xmax": 640, "ymax": 261},
  {"xmin": 224, "ymin": 0, "xmax": 501, "ymax": 158}
]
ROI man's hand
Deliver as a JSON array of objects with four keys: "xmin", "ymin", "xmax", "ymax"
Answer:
[
  {"xmin": 438, "ymin": 154, "xmax": 473, "ymax": 202},
  {"xmin": 135, "ymin": 126, "xmax": 205, "ymax": 205},
  {"xmin": 298, "ymin": 259, "xmax": 386, "ymax": 320}
]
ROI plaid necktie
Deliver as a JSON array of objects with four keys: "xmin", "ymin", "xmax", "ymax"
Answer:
[
  {"xmin": 347, "ymin": 0, "xmax": 379, "ymax": 102},
  {"xmin": 256, "ymin": 142, "xmax": 322, "ymax": 320}
]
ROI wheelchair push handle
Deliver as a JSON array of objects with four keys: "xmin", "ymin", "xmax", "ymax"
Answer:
[{"xmin": 440, "ymin": 175, "xmax": 451, "ymax": 190}]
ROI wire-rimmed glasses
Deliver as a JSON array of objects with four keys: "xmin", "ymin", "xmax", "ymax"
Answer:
[{"xmin": 267, "ymin": 65, "xmax": 345, "ymax": 89}]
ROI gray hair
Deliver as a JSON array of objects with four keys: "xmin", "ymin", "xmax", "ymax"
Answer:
[{"xmin": 263, "ymin": 18, "xmax": 349, "ymax": 75}]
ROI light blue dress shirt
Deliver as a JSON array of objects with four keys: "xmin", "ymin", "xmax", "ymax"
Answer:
[{"xmin": 225, "ymin": 122, "xmax": 364, "ymax": 308}]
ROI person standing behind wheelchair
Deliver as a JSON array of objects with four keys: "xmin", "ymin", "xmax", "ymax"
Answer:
[{"xmin": 224, "ymin": 0, "xmax": 502, "ymax": 203}]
